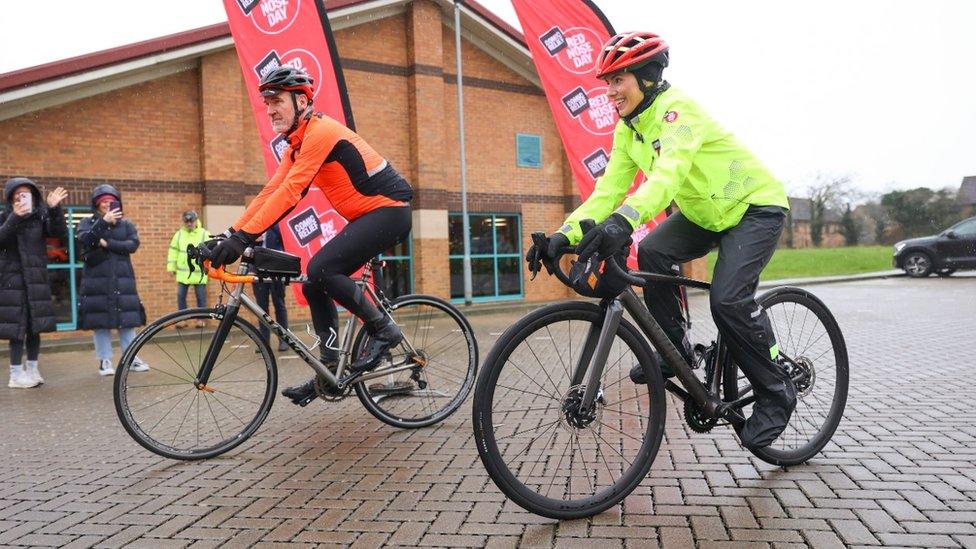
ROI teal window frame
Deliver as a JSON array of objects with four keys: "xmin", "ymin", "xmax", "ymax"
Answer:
[
  {"xmin": 516, "ymin": 133, "xmax": 542, "ymax": 168},
  {"xmin": 49, "ymin": 205, "xmax": 89, "ymax": 331},
  {"xmin": 448, "ymin": 212, "xmax": 524, "ymax": 303},
  {"xmin": 377, "ymin": 233, "xmax": 414, "ymax": 297}
]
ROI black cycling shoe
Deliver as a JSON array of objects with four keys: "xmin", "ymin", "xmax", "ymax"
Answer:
[
  {"xmin": 629, "ymin": 352, "xmax": 678, "ymax": 384},
  {"xmin": 350, "ymin": 319, "xmax": 403, "ymax": 373},
  {"xmin": 281, "ymin": 378, "xmax": 318, "ymax": 407}
]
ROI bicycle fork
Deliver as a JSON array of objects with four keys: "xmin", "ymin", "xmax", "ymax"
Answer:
[
  {"xmin": 569, "ymin": 300, "xmax": 624, "ymax": 417},
  {"xmin": 574, "ymin": 292, "xmax": 726, "ymax": 420}
]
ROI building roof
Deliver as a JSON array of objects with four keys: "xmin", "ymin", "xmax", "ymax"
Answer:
[
  {"xmin": 958, "ymin": 176, "xmax": 976, "ymax": 206},
  {"xmin": 0, "ymin": 0, "xmax": 534, "ymax": 121}
]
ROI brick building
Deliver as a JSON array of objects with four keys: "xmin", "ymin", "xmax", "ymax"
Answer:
[
  {"xmin": 780, "ymin": 197, "xmax": 845, "ymax": 248},
  {"xmin": 958, "ymin": 176, "xmax": 976, "ymax": 217},
  {"xmin": 1, "ymin": 0, "xmax": 602, "ymax": 340}
]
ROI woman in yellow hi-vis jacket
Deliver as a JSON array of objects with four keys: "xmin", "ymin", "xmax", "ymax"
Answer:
[{"xmin": 526, "ymin": 32, "xmax": 796, "ymax": 450}]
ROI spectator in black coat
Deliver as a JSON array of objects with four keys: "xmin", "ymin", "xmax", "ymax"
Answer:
[
  {"xmin": 1, "ymin": 177, "xmax": 67, "ymax": 389},
  {"xmin": 253, "ymin": 225, "xmax": 290, "ymax": 352},
  {"xmin": 76, "ymin": 184, "xmax": 149, "ymax": 376}
]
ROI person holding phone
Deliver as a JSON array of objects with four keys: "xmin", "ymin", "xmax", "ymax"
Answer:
[
  {"xmin": 1, "ymin": 177, "xmax": 68, "ymax": 388},
  {"xmin": 76, "ymin": 185, "xmax": 149, "ymax": 376}
]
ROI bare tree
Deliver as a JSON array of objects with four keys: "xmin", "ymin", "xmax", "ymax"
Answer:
[{"xmin": 806, "ymin": 173, "xmax": 855, "ymax": 246}]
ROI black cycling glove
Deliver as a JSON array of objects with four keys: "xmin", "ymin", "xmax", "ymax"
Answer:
[
  {"xmin": 210, "ymin": 230, "xmax": 255, "ymax": 268},
  {"xmin": 576, "ymin": 213, "xmax": 633, "ymax": 263}
]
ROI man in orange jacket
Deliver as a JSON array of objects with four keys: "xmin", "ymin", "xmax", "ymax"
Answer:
[{"xmin": 210, "ymin": 66, "xmax": 413, "ymax": 406}]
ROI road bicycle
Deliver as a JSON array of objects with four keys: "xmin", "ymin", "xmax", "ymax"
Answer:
[
  {"xmin": 472, "ymin": 231, "xmax": 848, "ymax": 519},
  {"xmin": 114, "ymin": 244, "xmax": 477, "ymax": 460}
]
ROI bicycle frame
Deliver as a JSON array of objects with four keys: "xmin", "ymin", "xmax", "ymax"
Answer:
[
  {"xmin": 193, "ymin": 255, "xmax": 421, "ymax": 393},
  {"xmin": 575, "ymin": 278, "xmax": 806, "ymax": 423},
  {"xmin": 568, "ymin": 288, "xmax": 724, "ymax": 420}
]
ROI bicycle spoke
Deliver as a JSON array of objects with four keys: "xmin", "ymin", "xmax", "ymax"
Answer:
[
  {"xmin": 147, "ymin": 389, "xmax": 194, "ymax": 434},
  {"xmin": 503, "ymin": 359, "xmax": 561, "ymax": 401},
  {"xmin": 207, "ymin": 392, "xmax": 248, "ymax": 429},
  {"xmin": 203, "ymin": 391, "xmax": 225, "ymax": 441},
  {"xmin": 494, "ymin": 419, "xmax": 562, "ymax": 442},
  {"xmin": 209, "ymin": 355, "xmax": 264, "ymax": 383},
  {"xmin": 209, "ymin": 387, "xmax": 266, "ymax": 407},
  {"xmin": 522, "ymin": 340, "xmax": 565, "ymax": 399},
  {"xmin": 150, "ymin": 337, "xmax": 197, "ymax": 381},
  {"xmin": 172, "ymin": 391, "xmax": 198, "ymax": 446},
  {"xmin": 130, "ymin": 385, "xmax": 195, "ymax": 414}
]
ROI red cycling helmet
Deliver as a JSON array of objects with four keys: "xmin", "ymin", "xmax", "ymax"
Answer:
[
  {"xmin": 259, "ymin": 66, "xmax": 315, "ymax": 101},
  {"xmin": 596, "ymin": 32, "xmax": 669, "ymax": 80}
]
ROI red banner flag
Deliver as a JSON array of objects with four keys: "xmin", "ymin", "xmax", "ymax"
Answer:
[
  {"xmin": 510, "ymin": 0, "xmax": 667, "ymax": 267},
  {"xmin": 223, "ymin": 0, "xmax": 356, "ymax": 303}
]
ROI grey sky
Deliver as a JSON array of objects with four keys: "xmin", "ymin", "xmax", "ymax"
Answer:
[{"xmin": 1, "ymin": 0, "xmax": 973, "ymax": 196}]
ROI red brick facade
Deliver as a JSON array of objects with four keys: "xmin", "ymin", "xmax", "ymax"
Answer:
[{"xmin": 1, "ymin": 1, "xmax": 581, "ymax": 340}]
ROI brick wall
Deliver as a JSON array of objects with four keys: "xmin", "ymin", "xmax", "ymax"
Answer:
[{"xmin": 0, "ymin": 2, "xmax": 604, "ymax": 344}]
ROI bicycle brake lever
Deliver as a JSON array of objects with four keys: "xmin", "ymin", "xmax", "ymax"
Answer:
[{"xmin": 528, "ymin": 232, "xmax": 548, "ymax": 280}]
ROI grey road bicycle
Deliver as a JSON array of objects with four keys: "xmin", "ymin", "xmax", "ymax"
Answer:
[
  {"xmin": 114, "ymin": 244, "xmax": 477, "ymax": 460},
  {"xmin": 473, "ymin": 230, "xmax": 848, "ymax": 519}
]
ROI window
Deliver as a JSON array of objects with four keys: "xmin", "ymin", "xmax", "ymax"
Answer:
[
  {"xmin": 951, "ymin": 218, "xmax": 976, "ymax": 236},
  {"xmin": 516, "ymin": 134, "xmax": 542, "ymax": 168},
  {"xmin": 49, "ymin": 206, "xmax": 91, "ymax": 330},
  {"xmin": 449, "ymin": 213, "xmax": 522, "ymax": 302},
  {"xmin": 378, "ymin": 236, "xmax": 413, "ymax": 298}
]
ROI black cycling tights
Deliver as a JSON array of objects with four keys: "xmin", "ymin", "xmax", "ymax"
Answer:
[
  {"xmin": 9, "ymin": 332, "xmax": 40, "ymax": 365},
  {"xmin": 302, "ymin": 206, "xmax": 411, "ymax": 360}
]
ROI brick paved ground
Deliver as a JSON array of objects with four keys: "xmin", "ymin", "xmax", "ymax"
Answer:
[{"xmin": 2, "ymin": 274, "xmax": 975, "ymax": 548}]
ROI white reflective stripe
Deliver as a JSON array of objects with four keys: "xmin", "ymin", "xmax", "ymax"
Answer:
[
  {"xmin": 367, "ymin": 159, "xmax": 388, "ymax": 178},
  {"xmin": 750, "ymin": 306, "xmax": 763, "ymax": 319},
  {"xmin": 559, "ymin": 224, "xmax": 572, "ymax": 234},
  {"xmin": 614, "ymin": 204, "xmax": 641, "ymax": 223}
]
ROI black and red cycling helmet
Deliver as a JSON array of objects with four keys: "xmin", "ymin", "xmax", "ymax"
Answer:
[
  {"xmin": 259, "ymin": 66, "xmax": 315, "ymax": 101},
  {"xmin": 596, "ymin": 32, "xmax": 669, "ymax": 80}
]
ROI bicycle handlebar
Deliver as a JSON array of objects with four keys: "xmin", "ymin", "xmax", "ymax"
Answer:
[
  {"xmin": 530, "ymin": 229, "xmax": 647, "ymax": 290},
  {"xmin": 186, "ymin": 242, "xmax": 256, "ymax": 284},
  {"xmin": 203, "ymin": 260, "xmax": 255, "ymax": 284}
]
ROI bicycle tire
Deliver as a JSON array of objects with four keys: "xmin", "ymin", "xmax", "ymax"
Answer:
[
  {"xmin": 114, "ymin": 308, "xmax": 277, "ymax": 460},
  {"xmin": 352, "ymin": 295, "xmax": 478, "ymax": 428},
  {"xmin": 473, "ymin": 301, "xmax": 666, "ymax": 520},
  {"xmin": 723, "ymin": 287, "xmax": 849, "ymax": 466}
]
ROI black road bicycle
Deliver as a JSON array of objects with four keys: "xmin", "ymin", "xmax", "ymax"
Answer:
[
  {"xmin": 114, "ymin": 244, "xmax": 477, "ymax": 460},
  {"xmin": 472, "ymin": 232, "xmax": 848, "ymax": 519}
]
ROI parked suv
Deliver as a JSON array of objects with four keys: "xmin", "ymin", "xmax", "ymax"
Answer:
[{"xmin": 893, "ymin": 216, "xmax": 976, "ymax": 277}]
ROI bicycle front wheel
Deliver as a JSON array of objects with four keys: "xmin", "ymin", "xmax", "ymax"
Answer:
[
  {"xmin": 114, "ymin": 308, "xmax": 277, "ymax": 460},
  {"xmin": 353, "ymin": 295, "xmax": 478, "ymax": 429},
  {"xmin": 723, "ymin": 287, "xmax": 849, "ymax": 466},
  {"xmin": 473, "ymin": 301, "xmax": 666, "ymax": 520}
]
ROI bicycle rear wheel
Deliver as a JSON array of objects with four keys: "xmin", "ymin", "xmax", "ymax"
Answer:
[
  {"xmin": 723, "ymin": 287, "xmax": 849, "ymax": 466},
  {"xmin": 114, "ymin": 308, "xmax": 276, "ymax": 460},
  {"xmin": 353, "ymin": 295, "xmax": 477, "ymax": 428},
  {"xmin": 473, "ymin": 301, "xmax": 666, "ymax": 520}
]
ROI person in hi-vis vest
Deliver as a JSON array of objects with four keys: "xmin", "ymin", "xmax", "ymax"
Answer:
[{"xmin": 167, "ymin": 210, "xmax": 210, "ymax": 326}]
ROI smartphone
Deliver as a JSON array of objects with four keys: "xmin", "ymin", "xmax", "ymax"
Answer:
[
  {"xmin": 109, "ymin": 200, "xmax": 122, "ymax": 214},
  {"xmin": 17, "ymin": 192, "xmax": 32, "ymax": 212}
]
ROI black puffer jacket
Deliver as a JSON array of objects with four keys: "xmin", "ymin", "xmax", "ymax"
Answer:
[
  {"xmin": 76, "ymin": 185, "xmax": 144, "ymax": 330},
  {"xmin": 0, "ymin": 177, "xmax": 68, "ymax": 339}
]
